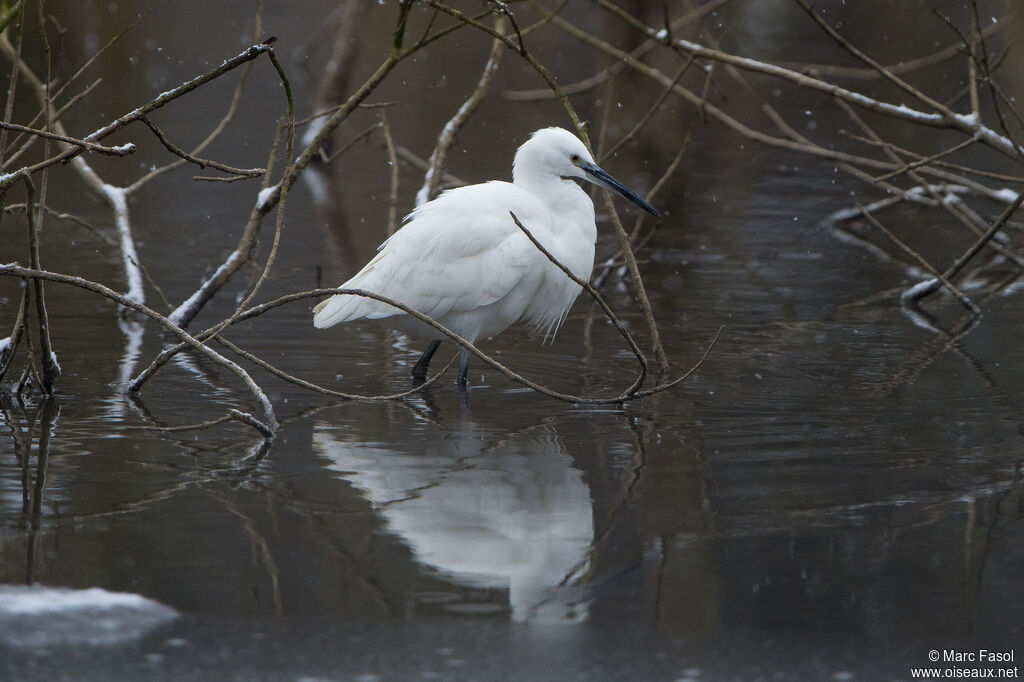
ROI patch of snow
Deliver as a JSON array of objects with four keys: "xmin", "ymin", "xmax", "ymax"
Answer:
[
  {"xmin": 673, "ymin": 37, "xmax": 703, "ymax": 52},
  {"xmin": 994, "ymin": 187, "xmax": 1020, "ymax": 203},
  {"xmin": 71, "ymin": 158, "xmax": 145, "ymax": 307},
  {"xmin": 168, "ymin": 252, "xmax": 244, "ymax": 326},
  {"xmin": 301, "ymin": 118, "xmax": 325, "ymax": 149},
  {"xmin": 104, "ymin": 184, "xmax": 145, "ymax": 306},
  {"xmin": 953, "ymin": 111, "xmax": 979, "ymax": 128},
  {"xmin": 257, "ymin": 183, "xmax": 280, "ymax": 212},
  {"xmin": 415, "ymin": 168, "xmax": 435, "ymax": 208},
  {"xmin": 902, "ymin": 278, "xmax": 938, "ymax": 301},
  {"xmin": 884, "ymin": 102, "xmax": 945, "ymax": 125}
]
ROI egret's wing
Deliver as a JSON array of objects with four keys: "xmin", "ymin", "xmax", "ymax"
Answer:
[{"xmin": 313, "ymin": 182, "xmax": 545, "ymax": 328}]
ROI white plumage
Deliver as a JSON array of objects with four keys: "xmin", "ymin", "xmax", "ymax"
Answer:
[{"xmin": 313, "ymin": 127, "xmax": 659, "ymax": 385}]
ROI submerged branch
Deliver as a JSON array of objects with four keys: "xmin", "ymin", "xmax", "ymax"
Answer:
[
  {"xmin": 20, "ymin": 172, "xmax": 60, "ymax": 394},
  {"xmin": 0, "ymin": 263, "xmax": 279, "ymax": 432}
]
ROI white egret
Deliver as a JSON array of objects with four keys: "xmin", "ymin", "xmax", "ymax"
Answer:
[{"xmin": 313, "ymin": 126, "xmax": 660, "ymax": 385}]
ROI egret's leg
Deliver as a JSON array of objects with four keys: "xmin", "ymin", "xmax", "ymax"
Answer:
[
  {"xmin": 411, "ymin": 339, "xmax": 442, "ymax": 381},
  {"xmin": 457, "ymin": 346, "xmax": 471, "ymax": 386}
]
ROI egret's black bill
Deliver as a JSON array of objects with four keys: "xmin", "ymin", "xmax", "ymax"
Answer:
[{"xmin": 577, "ymin": 160, "xmax": 662, "ymax": 218}]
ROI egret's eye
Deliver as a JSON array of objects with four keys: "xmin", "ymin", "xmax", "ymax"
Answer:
[{"xmin": 570, "ymin": 154, "xmax": 581, "ymax": 163}]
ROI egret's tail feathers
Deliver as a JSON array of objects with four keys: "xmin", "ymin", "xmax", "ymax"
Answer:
[
  {"xmin": 313, "ymin": 294, "xmax": 364, "ymax": 328},
  {"xmin": 313, "ymin": 292, "xmax": 403, "ymax": 328}
]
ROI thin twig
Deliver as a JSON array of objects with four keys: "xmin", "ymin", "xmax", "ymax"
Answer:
[
  {"xmin": 215, "ymin": 336, "xmax": 456, "ymax": 401},
  {"xmin": 837, "ymin": 98, "xmax": 1024, "ymax": 271},
  {"xmin": 594, "ymin": 121, "xmax": 694, "ymax": 289},
  {"xmin": 630, "ymin": 325, "xmax": 722, "ymax": 398},
  {"xmin": 138, "ymin": 116, "xmax": 264, "ymax": 178},
  {"xmin": 776, "ymin": 10, "xmax": 1015, "ymax": 81},
  {"xmin": 0, "ymin": 1, "xmax": 25, "ymax": 162},
  {"xmin": 961, "ymin": 2, "xmax": 1024, "ymax": 157},
  {"xmin": 856, "ymin": 203, "xmax": 978, "ymax": 314},
  {"xmin": 415, "ymin": 15, "xmax": 505, "ymax": 206},
  {"xmin": 395, "ymin": 144, "xmax": 467, "ymax": 187},
  {"xmin": 941, "ymin": 192, "xmax": 1024, "ymax": 285},
  {"xmin": 600, "ymin": 55, "xmax": 694, "ymax": 163},
  {"xmin": 125, "ymin": 17, "xmax": 265, "ymax": 193},
  {"xmin": 232, "ymin": 46, "xmax": 294, "ymax": 318},
  {"xmin": 65, "ymin": 39, "xmax": 278, "ymax": 163},
  {"xmin": 380, "ymin": 111, "xmax": 401, "ymax": 235},
  {"xmin": 838, "ymin": 127, "xmax": 1023, "ymax": 186},
  {"xmin": 508, "ymin": 0, "xmax": 728, "ymax": 100},
  {"xmin": 579, "ymin": 0, "xmax": 1023, "ymax": 161},
  {"xmin": 871, "ymin": 136, "xmax": 979, "ymax": 184},
  {"xmin": 790, "ymin": 0, "xmax": 952, "ymax": 119}
]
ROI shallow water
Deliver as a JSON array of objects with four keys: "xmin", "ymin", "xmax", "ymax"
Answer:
[{"xmin": 2, "ymin": 1, "xmax": 1023, "ymax": 680}]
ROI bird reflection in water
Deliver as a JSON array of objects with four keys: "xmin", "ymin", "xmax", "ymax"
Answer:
[{"xmin": 313, "ymin": 413, "xmax": 593, "ymax": 623}]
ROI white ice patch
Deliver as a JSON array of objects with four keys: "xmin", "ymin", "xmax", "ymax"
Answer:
[{"xmin": 0, "ymin": 585, "xmax": 178, "ymax": 647}]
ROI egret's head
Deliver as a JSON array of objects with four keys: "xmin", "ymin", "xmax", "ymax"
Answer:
[{"xmin": 514, "ymin": 127, "xmax": 661, "ymax": 218}]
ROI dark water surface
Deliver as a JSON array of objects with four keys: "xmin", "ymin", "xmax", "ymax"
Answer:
[{"xmin": 2, "ymin": 1, "xmax": 1022, "ymax": 680}]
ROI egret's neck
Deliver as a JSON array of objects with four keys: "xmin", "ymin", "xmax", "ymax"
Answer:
[
  {"xmin": 512, "ymin": 174, "xmax": 597, "ymax": 285},
  {"xmin": 517, "ymin": 174, "xmax": 596, "ymax": 232}
]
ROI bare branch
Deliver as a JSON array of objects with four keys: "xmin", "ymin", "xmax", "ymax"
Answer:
[
  {"xmin": 215, "ymin": 336, "xmax": 456, "ymax": 401},
  {"xmin": 18, "ymin": 171, "xmax": 60, "ymax": 394},
  {"xmin": 65, "ymin": 38, "xmax": 278, "ymax": 162},
  {"xmin": 790, "ymin": 0, "xmax": 953, "ymax": 118},
  {"xmin": 416, "ymin": 15, "xmax": 505, "ymax": 206},
  {"xmin": 0, "ymin": 120, "xmax": 135, "ymax": 156},
  {"xmin": 580, "ymin": 0, "xmax": 1023, "ymax": 161},
  {"xmin": 380, "ymin": 111, "xmax": 401, "ymax": 235},
  {"xmin": 138, "ymin": 116, "xmax": 264, "ymax": 179},
  {"xmin": 855, "ymin": 203, "xmax": 978, "ymax": 315}
]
